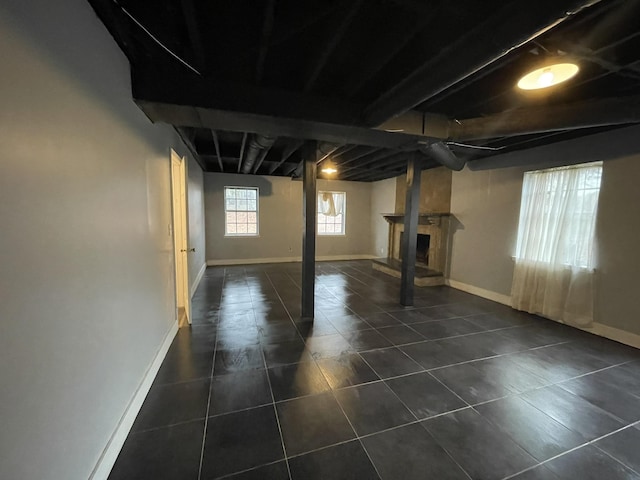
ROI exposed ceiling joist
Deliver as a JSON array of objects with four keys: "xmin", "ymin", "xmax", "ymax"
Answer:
[
  {"xmin": 237, "ymin": 132, "xmax": 247, "ymax": 173},
  {"xmin": 363, "ymin": 0, "xmax": 603, "ymax": 126},
  {"xmin": 269, "ymin": 139, "xmax": 303, "ymax": 175},
  {"xmin": 132, "ymin": 67, "xmax": 363, "ymax": 126},
  {"xmin": 210, "ymin": 130, "xmax": 223, "ymax": 172},
  {"xmin": 450, "ymin": 95, "xmax": 640, "ymax": 140},
  {"xmin": 304, "ymin": 0, "xmax": 363, "ymax": 92}
]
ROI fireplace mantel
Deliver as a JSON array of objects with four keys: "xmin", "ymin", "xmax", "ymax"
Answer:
[{"xmin": 382, "ymin": 213, "xmax": 451, "ymax": 227}]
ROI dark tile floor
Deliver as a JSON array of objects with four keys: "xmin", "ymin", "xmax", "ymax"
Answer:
[{"xmin": 109, "ymin": 261, "xmax": 640, "ymax": 480}]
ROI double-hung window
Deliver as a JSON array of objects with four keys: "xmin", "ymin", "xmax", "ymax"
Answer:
[
  {"xmin": 317, "ymin": 191, "xmax": 346, "ymax": 235},
  {"xmin": 514, "ymin": 161, "xmax": 602, "ymax": 269},
  {"xmin": 224, "ymin": 186, "xmax": 258, "ymax": 236}
]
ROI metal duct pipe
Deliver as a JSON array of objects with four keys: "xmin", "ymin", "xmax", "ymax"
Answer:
[
  {"xmin": 421, "ymin": 142, "xmax": 466, "ymax": 171},
  {"xmin": 242, "ymin": 134, "xmax": 276, "ymax": 174}
]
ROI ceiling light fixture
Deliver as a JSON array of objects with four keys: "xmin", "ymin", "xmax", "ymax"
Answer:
[
  {"xmin": 517, "ymin": 62, "xmax": 579, "ymax": 90},
  {"xmin": 321, "ymin": 160, "xmax": 337, "ymax": 175}
]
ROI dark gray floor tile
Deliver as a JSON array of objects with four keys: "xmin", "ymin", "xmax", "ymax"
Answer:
[
  {"xmin": 510, "ymin": 465, "xmax": 562, "ymax": 479},
  {"xmin": 327, "ymin": 314, "xmax": 372, "ymax": 333},
  {"xmin": 262, "ymin": 339, "xmax": 311, "ymax": 367},
  {"xmin": 574, "ymin": 336, "xmax": 640, "ymax": 365},
  {"xmin": 216, "ymin": 326, "xmax": 261, "ymax": 349},
  {"xmin": 304, "ymin": 334, "xmax": 355, "ymax": 360},
  {"xmin": 258, "ymin": 321, "xmax": 301, "ymax": 344},
  {"xmin": 317, "ymin": 353, "xmax": 380, "ymax": 389},
  {"xmin": 377, "ymin": 325, "xmax": 424, "ymax": 346},
  {"xmin": 223, "ymin": 461, "xmax": 289, "ymax": 479},
  {"xmin": 591, "ymin": 362, "xmax": 640, "ymax": 397},
  {"xmin": 109, "ymin": 420, "xmax": 204, "ymax": 480},
  {"xmin": 558, "ymin": 373, "xmax": 640, "ymax": 423},
  {"xmin": 465, "ymin": 312, "xmax": 532, "ymax": 330},
  {"xmin": 385, "ymin": 372, "xmax": 467, "ymax": 419},
  {"xmin": 276, "ymin": 392, "xmax": 355, "ymax": 456},
  {"xmin": 362, "ymin": 312, "xmax": 402, "ymax": 328},
  {"xmin": 154, "ymin": 347, "xmax": 214, "ymax": 385},
  {"xmin": 210, "ymin": 369, "xmax": 272, "ymax": 415},
  {"xmin": 476, "ymin": 396, "xmax": 585, "ymax": 461},
  {"xmin": 342, "ymin": 329, "xmax": 393, "ymax": 351},
  {"xmin": 131, "ymin": 378, "xmax": 210, "ymax": 432},
  {"xmin": 596, "ymin": 427, "xmax": 640, "ymax": 473},
  {"xmin": 521, "ymin": 385, "xmax": 625, "ymax": 440},
  {"xmin": 335, "ymin": 382, "xmax": 415, "ymax": 435},
  {"xmin": 268, "ymin": 362, "xmax": 331, "ymax": 401},
  {"xmin": 362, "ymin": 423, "xmax": 469, "ymax": 480},
  {"xmin": 389, "ymin": 308, "xmax": 438, "ymax": 324},
  {"xmin": 411, "ymin": 317, "xmax": 486, "ymax": 340},
  {"xmin": 545, "ymin": 445, "xmax": 640, "ymax": 480},
  {"xmin": 400, "ymin": 340, "xmax": 467, "ymax": 370},
  {"xmin": 288, "ymin": 440, "xmax": 379, "ymax": 480},
  {"xmin": 360, "ymin": 347, "xmax": 422, "ymax": 378},
  {"xmin": 296, "ymin": 319, "xmax": 339, "ymax": 337},
  {"xmin": 213, "ymin": 346, "xmax": 264, "ymax": 376},
  {"xmin": 411, "ymin": 306, "xmax": 460, "ymax": 322},
  {"xmin": 431, "ymin": 362, "xmax": 514, "ymax": 404},
  {"xmin": 422, "ymin": 408, "xmax": 537, "ymax": 480},
  {"xmin": 472, "ymin": 355, "xmax": 549, "ymax": 393},
  {"xmin": 498, "ymin": 325, "xmax": 566, "ymax": 349},
  {"xmin": 201, "ymin": 405, "xmax": 284, "ymax": 479}
]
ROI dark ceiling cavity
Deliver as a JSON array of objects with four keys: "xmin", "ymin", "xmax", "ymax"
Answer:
[{"xmin": 88, "ymin": 0, "xmax": 640, "ymax": 181}]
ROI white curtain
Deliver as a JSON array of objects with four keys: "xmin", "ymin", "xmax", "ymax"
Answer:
[
  {"xmin": 511, "ymin": 162, "xmax": 602, "ymax": 326},
  {"xmin": 318, "ymin": 192, "xmax": 344, "ymax": 217}
]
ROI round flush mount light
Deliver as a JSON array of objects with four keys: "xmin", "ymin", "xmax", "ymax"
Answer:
[
  {"xmin": 321, "ymin": 160, "xmax": 337, "ymax": 175},
  {"xmin": 517, "ymin": 63, "xmax": 579, "ymax": 90}
]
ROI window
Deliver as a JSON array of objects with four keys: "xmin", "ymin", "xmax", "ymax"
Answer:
[
  {"xmin": 224, "ymin": 186, "xmax": 258, "ymax": 236},
  {"xmin": 317, "ymin": 191, "xmax": 346, "ymax": 235},
  {"xmin": 515, "ymin": 161, "xmax": 602, "ymax": 269}
]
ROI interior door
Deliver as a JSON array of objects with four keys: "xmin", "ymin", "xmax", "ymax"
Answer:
[{"xmin": 171, "ymin": 151, "xmax": 191, "ymax": 325}]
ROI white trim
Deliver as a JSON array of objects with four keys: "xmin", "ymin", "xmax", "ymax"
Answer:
[
  {"xmin": 206, "ymin": 254, "xmax": 376, "ymax": 266},
  {"xmin": 445, "ymin": 279, "xmax": 640, "ymax": 350},
  {"xmin": 89, "ymin": 320, "xmax": 179, "ymax": 480},
  {"xmin": 190, "ymin": 262, "xmax": 207, "ymax": 299},
  {"xmin": 584, "ymin": 323, "xmax": 640, "ymax": 350},
  {"xmin": 445, "ymin": 279, "xmax": 512, "ymax": 306}
]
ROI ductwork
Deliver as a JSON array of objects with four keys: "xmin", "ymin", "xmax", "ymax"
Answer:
[
  {"xmin": 242, "ymin": 134, "xmax": 276, "ymax": 174},
  {"xmin": 421, "ymin": 142, "xmax": 466, "ymax": 171}
]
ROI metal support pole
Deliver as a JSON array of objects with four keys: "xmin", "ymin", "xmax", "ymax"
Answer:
[
  {"xmin": 400, "ymin": 152, "xmax": 422, "ymax": 306},
  {"xmin": 301, "ymin": 141, "xmax": 318, "ymax": 320}
]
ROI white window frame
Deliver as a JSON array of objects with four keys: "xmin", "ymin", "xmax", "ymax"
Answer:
[
  {"xmin": 317, "ymin": 190, "xmax": 346, "ymax": 236},
  {"xmin": 224, "ymin": 186, "xmax": 259, "ymax": 237}
]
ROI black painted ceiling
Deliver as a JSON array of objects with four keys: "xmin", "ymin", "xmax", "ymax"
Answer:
[{"xmin": 88, "ymin": 0, "xmax": 640, "ymax": 181}]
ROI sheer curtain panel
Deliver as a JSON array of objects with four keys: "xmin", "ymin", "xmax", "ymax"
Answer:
[{"xmin": 511, "ymin": 162, "xmax": 602, "ymax": 326}]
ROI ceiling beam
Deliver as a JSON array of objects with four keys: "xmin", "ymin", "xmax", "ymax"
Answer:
[
  {"xmin": 237, "ymin": 132, "xmax": 248, "ymax": 173},
  {"xmin": 450, "ymin": 95, "xmax": 640, "ymax": 140},
  {"xmin": 304, "ymin": 0, "xmax": 363, "ymax": 92},
  {"xmin": 362, "ymin": 0, "xmax": 603, "ymax": 126},
  {"xmin": 135, "ymin": 99, "xmax": 440, "ymax": 150},
  {"xmin": 132, "ymin": 66, "xmax": 363, "ymax": 126},
  {"xmin": 335, "ymin": 147, "xmax": 380, "ymax": 167},
  {"xmin": 339, "ymin": 150, "xmax": 400, "ymax": 174}
]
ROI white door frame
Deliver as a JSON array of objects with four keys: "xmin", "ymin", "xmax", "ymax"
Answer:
[{"xmin": 170, "ymin": 150, "xmax": 191, "ymax": 325}]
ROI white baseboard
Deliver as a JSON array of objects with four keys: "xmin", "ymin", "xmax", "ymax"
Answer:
[
  {"xmin": 191, "ymin": 262, "xmax": 207, "ymax": 299},
  {"xmin": 207, "ymin": 254, "xmax": 376, "ymax": 266},
  {"xmin": 89, "ymin": 320, "xmax": 179, "ymax": 480},
  {"xmin": 585, "ymin": 322, "xmax": 640, "ymax": 350},
  {"xmin": 445, "ymin": 279, "xmax": 512, "ymax": 306},
  {"xmin": 445, "ymin": 279, "xmax": 640, "ymax": 350}
]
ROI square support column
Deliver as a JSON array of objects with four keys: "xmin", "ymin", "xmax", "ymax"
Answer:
[
  {"xmin": 400, "ymin": 153, "xmax": 422, "ymax": 306},
  {"xmin": 301, "ymin": 141, "xmax": 317, "ymax": 320}
]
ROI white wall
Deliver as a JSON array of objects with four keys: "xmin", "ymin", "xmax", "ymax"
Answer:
[
  {"xmin": 187, "ymin": 156, "xmax": 206, "ymax": 294},
  {"xmin": 371, "ymin": 177, "xmax": 397, "ymax": 258},
  {"xmin": 204, "ymin": 173, "xmax": 374, "ymax": 263},
  {"xmin": 449, "ymin": 126, "xmax": 640, "ymax": 337},
  {"xmin": 0, "ymin": 2, "xmax": 200, "ymax": 479}
]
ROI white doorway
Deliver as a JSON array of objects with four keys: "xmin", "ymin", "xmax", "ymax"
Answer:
[{"xmin": 171, "ymin": 150, "xmax": 191, "ymax": 326}]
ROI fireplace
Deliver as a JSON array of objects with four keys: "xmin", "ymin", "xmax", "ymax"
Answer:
[
  {"xmin": 373, "ymin": 213, "xmax": 452, "ymax": 286},
  {"xmin": 399, "ymin": 233, "xmax": 430, "ymax": 266}
]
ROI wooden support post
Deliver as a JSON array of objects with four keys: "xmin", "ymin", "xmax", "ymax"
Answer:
[
  {"xmin": 400, "ymin": 153, "xmax": 422, "ymax": 306},
  {"xmin": 301, "ymin": 141, "xmax": 318, "ymax": 320}
]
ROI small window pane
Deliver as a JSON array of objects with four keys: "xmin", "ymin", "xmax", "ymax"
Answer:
[
  {"xmin": 226, "ymin": 198, "xmax": 236, "ymax": 210},
  {"xmin": 248, "ymin": 212, "xmax": 257, "ymax": 223},
  {"xmin": 226, "ymin": 212, "xmax": 236, "ymax": 224},
  {"xmin": 227, "ymin": 224, "xmax": 237, "ymax": 234},
  {"xmin": 247, "ymin": 224, "xmax": 257, "ymax": 234},
  {"xmin": 237, "ymin": 223, "xmax": 248, "ymax": 234},
  {"xmin": 224, "ymin": 187, "xmax": 259, "ymax": 236}
]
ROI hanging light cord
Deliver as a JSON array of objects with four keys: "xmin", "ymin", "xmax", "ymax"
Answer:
[{"xmin": 113, "ymin": 0, "xmax": 202, "ymax": 76}]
